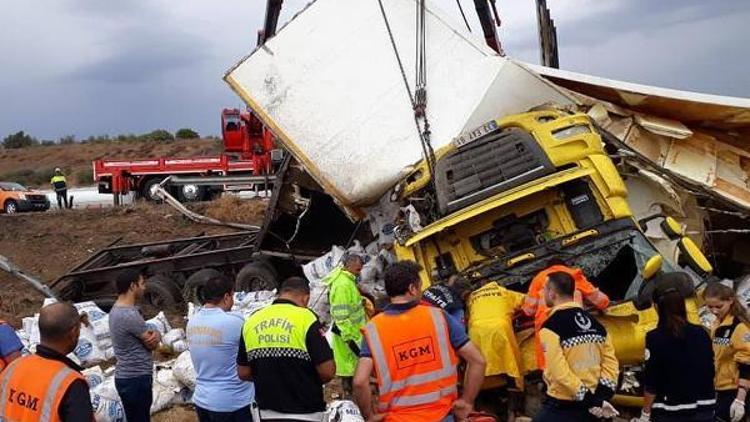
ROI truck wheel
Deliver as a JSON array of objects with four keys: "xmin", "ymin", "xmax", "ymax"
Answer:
[
  {"xmin": 141, "ymin": 178, "xmax": 165, "ymax": 202},
  {"xmin": 4, "ymin": 200, "xmax": 18, "ymax": 214},
  {"xmin": 177, "ymin": 184, "xmax": 206, "ymax": 202},
  {"xmin": 184, "ymin": 268, "xmax": 222, "ymax": 304},
  {"xmin": 236, "ymin": 262, "xmax": 278, "ymax": 292},
  {"xmin": 142, "ymin": 275, "xmax": 182, "ymax": 313}
]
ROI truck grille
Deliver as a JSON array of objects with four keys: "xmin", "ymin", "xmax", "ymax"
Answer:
[
  {"xmin": 436, "ymin": 128, "xmax": 555, "ymax": 214},
  {"xmin": 27, "ymin": 194, "xmax": 48, "ymax": 203}
]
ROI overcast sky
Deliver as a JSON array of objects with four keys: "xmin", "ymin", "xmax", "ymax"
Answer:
[{"xmin": 1, "ymin": 0, "xmax": 748, "ymax": 141}]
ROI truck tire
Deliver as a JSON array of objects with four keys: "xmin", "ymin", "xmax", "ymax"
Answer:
[
  {"xmin": 4, "ymin": 200, "xmax": 18, "ymax": 214},
  {"xmin": 142, "ymin": 275, "xmax": 182, "ymax": 312},
  {"xmin": 236, "ymin": 262, "xmax": 278, "ymax": 292},
  {"xmin": 140, "ymin": 178, "xmax": 165, "ymax": 202},
  {"xmin": 184, "ymin": 268, "xmax": 222, "ymax": 304}
]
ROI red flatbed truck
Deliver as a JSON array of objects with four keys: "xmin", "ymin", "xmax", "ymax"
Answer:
[{"xmin": 94, "ymin": 108, "xmax": 277, "ymax": 203}]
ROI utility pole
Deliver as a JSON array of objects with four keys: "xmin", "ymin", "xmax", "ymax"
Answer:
[{"xmin": 535, "ymin": 0, "xmax": 559, "ymax": 68}]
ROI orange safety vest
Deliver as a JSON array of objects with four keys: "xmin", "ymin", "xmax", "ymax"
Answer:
[
  {"xmin": 362, "ymin": 304, "xmax": 459, "ymax": 422},
  {"xmin": 0, "ymin": 354, "xmax": 85, "ymax": 422},
  {"xmin": 521, "ymin": 265, "xmax": 609, "ymax": 369}
]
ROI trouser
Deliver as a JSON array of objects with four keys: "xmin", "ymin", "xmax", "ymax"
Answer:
[
  {"xmin": 716, "ymin": 389, "xmax": 747, "ymax": 422},
  {"xmin": 56, "ymin": 189, "xmax": 68, "ymax": 209},
  {"xmin": 115, "ymin": 375, "xmax": 153, "ymax": 422},
  {"xmin": 532, "ymin": 397, "xmax": 595, "ymax": 422},
  {"xmin": 651, "ymin": 409, "xmax": 714, "ymax": 422},
  {"xmin": 338, "ymin": 376, "xmax": 353, "ymax": 398},
  {"xmin": 195, "ymin": 404, "xmax": 253, "ymax": 422}
]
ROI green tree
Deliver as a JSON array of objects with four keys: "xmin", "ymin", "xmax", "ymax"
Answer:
[
  {"xmin": 175, "ymin": 128, "xmax": 199, "ymax": 139},
  {"xmin": 59, "ymin": 135, "xmax": 76, "ymax": 145},
  {"xmin": 142, "ymin": 129, "xmax": 174, "ymax": 142},
  {"xmin": 2, "ymin": 131, "xmax": 37, "ymax": 149}
]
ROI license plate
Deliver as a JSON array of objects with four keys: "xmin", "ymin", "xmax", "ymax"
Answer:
[{"xmin": 452, "ymin": 120, "xmax": 499, "ymax": 148}]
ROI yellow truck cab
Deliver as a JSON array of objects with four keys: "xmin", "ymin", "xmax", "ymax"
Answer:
[{"xmin": 389, "ymin": 109, "xmax": 712, "ymax": 405}]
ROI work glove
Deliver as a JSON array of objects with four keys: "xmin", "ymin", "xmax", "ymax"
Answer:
[
  {"xmin": 630, "ymin": 410, "xmax": 650, "ymax": 422},
  {"xmin": 730, "ymin": 398, "xmax": 745, "ymax": 422},
  {"xmin": 588, "ymin": 400, "xmax": 619, "ymax": 419}
]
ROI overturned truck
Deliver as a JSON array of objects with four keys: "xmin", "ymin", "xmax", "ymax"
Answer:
[{"xmin": 222, "ymin": 0, "xmax": 750, "ymax": 410}]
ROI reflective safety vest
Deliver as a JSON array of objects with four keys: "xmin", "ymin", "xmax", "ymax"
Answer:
[
  {"xmin": 50, "ymin": 175, "xmax": 67, "ymax": 191},
  {"xmin": 362, "ymin": 304, "xmax": 458, "ymax": 422},
  {"xmin": 0, "ymin": 354, "xmax": 85, "ymax": 422},
  {"xmin": 521, "ymin": 265, "xmax": 609, "ymax": 369},
  {"xmin": 243, "ymin": 302, "xmax": 317, "ymax": 358}
]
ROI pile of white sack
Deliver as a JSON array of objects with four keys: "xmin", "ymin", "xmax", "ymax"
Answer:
[{"xmin": 12, "ymin": 288, "xmax": 367, "ymax": 421}]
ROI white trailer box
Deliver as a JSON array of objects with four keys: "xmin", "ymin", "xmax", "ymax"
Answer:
[{"xmin": 225, "ymin": 0, "xmax": 572, "ymax": 211}]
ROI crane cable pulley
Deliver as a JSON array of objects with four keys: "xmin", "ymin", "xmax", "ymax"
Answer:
[{"xmin": 377, "ymin": 0, "xmax": 438, "ymax": 210}]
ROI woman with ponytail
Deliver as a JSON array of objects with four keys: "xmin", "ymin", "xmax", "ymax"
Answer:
[
  {"xmin": 704, "ymin": 282, "xmax": 750, "ymax": 422},
  {"xmin": 634, "ymin": 279, "xmax": 715, "ymax": 422}
]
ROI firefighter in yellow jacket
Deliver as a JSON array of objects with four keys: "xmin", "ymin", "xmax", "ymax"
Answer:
[{"xmin": 534, "ymin": 271, "xmax": 619, "ymax": 422}]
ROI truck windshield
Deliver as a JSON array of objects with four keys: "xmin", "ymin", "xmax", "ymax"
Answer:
[{"xmin": 0, "ymin": 182, "xmax": 28, "ymax": 192}]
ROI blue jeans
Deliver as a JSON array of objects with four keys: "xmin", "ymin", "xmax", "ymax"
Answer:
[{"xmin": 115, "ymin": 375, "xmax": 153, "ymax": 422}]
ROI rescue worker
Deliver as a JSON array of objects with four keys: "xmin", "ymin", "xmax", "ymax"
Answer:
[
  {"xmin": 327, "ymin": 254, "xmax": 367, "ymax": 395},
  {"xmin": 353, "ymin": 261, "xmax": 486, "ymax": 422},
  {"xmin": 0, "ymin": 302, "xmax": 94, "ymax": 421},
  {"xmin": 50, "ymin": 168, "xmax": 69, "ymax": 210},
  {"xmin": 635, "ymin": 281, "xmax": 715, "ymax": 422},
  {"xmin": 187, "ymin": 274, "xmax": 254, "ymax": 421},
  {"xmin": 704, "ymin": 282, "xmax": 750, "ymax": 422},
  {"xmin": 422, "ymin": 275, "xmax": 472, "ymax": 324},
  {"xmin": 239, "ymin": 277, "xmax": 335, "ymax": 421},
  {"xmin": 522, "ymin": 262, "xmax": 609, "ymax": 369},
  {"xmin": 0, "ymin": 295, "xmax": 24, "ymax": 372},
  {"xmin": 534, "ymin": 271, "xmax": 619, "ymax": 422}
]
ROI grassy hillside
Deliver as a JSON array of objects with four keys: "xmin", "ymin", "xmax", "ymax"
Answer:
[{"xmin": 0, "ymin": 138, "xmax": 223, "ymax": 188}]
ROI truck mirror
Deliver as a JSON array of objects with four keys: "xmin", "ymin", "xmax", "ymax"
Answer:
[
  {"xmin": 660, "ymin": 216, "xmax": 683, "ymax": 240},
  {"xmin": 642, "ymin": 254, "xmax": 663, "ymax": 280},
  {"xmin": 677, "ymin": 237, "xmax": 713, "ymax": 276}
]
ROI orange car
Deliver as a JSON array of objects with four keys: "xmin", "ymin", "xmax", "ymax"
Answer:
[{"xmin": 0, "ymin": 182, "xmax": 51, "ymax": 214}]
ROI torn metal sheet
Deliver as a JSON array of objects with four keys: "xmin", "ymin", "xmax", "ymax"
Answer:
[{"xmin": 525, "ymin": 63, "xmax": 750, "ymax": 132}]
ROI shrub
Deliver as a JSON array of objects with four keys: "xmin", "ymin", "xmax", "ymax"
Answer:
[
  {"xmin": 59, "ymin": 135, "xmax": 76, "ymax": 145},
  {"xmin": 2, "ymin": 131, "xmax": 38, "ymax": 149},
  {"xmin": 141, "ymin": 129, "xmax": 174, "ymax": 142},
  {"xmin": 41, "ymin": 140, "xmax": 56, "ymax": 147},
  {"xmin": 175, "ymin": 128, "xmax": 199, "ymax": 139}
]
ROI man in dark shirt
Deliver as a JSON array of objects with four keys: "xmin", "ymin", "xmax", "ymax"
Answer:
[
  {"xmin": 238, "ymin": 277, "xmax": 335, "ymax": 421},
  {"xmin": 0, "ymin": 302, "xmax": 93, "ymax": 421}
]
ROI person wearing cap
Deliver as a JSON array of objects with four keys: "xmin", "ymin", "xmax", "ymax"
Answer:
[
  {"xmin": 421, "ymin": 275, "xmax": 472, "ymax": 325},
  {"xmin": 326, "ymin": 254, "xmax": 367, "ymax": 396},
  {"xmin": 50, "ymin": 168, "xmax": 68, "ymax": 209},
  {"xmin": 633, "ymin": 277, "xmax": 715, "ymax": 422}
]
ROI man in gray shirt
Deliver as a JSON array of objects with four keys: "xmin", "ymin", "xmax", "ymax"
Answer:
[{"xmin": 109, "ymin": 269, "xmax": 160, "ymax": 422}]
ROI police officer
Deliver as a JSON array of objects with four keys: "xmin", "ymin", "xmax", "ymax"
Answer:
[
  {"xmin": 353, "ymin": 261, "xmax": 486, "ymax": 422},
  {"xmin": 534, "ymin": 271, "xmax": 619, "ymax": 422},
  {"xmin": 0, "ymin": 302, "xmax": 94, "ymax": 422},
  {"xmin": 50, "ymin": 168, "xmax": 69, "ymax": 209},
  {"xmin": 239, "ymin": 277, "xmax": 335, "ymax": 421}
]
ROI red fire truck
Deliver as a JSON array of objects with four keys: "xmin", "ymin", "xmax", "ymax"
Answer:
[{"xmin": 94, "ymin": 108, "xmax": 277, "ymax": 202}]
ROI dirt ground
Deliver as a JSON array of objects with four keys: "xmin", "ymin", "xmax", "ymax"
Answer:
[{"xmin": 0, "ymin": 198, "xmax": 267, "ymax": 326}]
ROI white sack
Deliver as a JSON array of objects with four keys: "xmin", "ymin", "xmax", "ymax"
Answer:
[
  {"xmin": 82, "ymin": 366, "xmax": 105, "ymax": 389},
  {"xmin": 91, "ymin": 378, "xmax": 126, "ymax": 422},
  {"xmin": 151, "ymin": 368, "xmax": 181, "ymax": 414},
  {"xmin": 74, "ymin": 324, "xmax": 105, "ymax": 367},
  {"xmin": 145, "ymin": 312, "xmax": 172, "ymax": 336},
  {"xmin": 303, "ymin": 246, "xmax": 346, "ymax": 284},
  {"xmin": 325, "ymin": 400, "xmax": 365, "ymax": 422},
  {"xmin": 173, "ymin": 350, "xmax": 197, "ymax": 391}
]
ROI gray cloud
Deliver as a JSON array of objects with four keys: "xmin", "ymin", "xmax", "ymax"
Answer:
[{"xmin": 0, "ymin": 0, "xmax": 748, "ymax": 141}]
